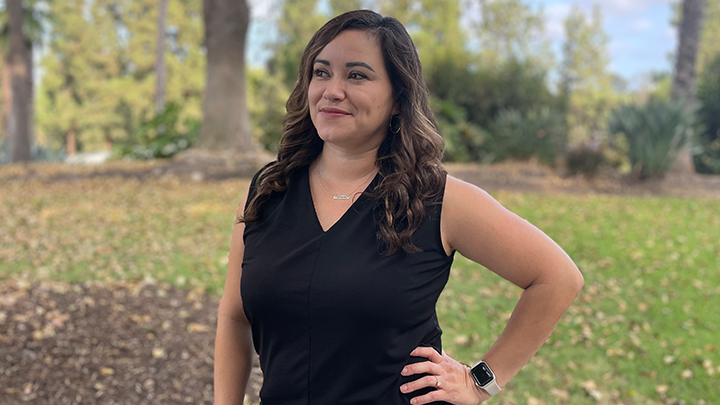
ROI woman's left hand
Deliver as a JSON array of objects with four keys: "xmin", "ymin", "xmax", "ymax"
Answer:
[{"xmin": 400, "ymin": 346, "xmax": 490, "ymax": 405}]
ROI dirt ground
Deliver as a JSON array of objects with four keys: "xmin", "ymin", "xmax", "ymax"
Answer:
[
  {"xmin": 444, "ymin": 162, "xmax": 720, "ymax": 198},
  {"xmin": 2, "ymin": 159, "xmax": 718, "ymax": 197},
  {"xmin": 1, "ymin": 160, "xmax": 718, "ymax": 404},
  {"xmin": 0, "ymin": 278, "xmax": 265, "ymax": 405}
]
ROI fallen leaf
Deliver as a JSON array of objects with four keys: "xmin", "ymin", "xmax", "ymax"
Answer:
[
  {"xmin": 129, "ymin": 314, "xmax": 150, "ymax": 323},
  {"xmin": 550, "ymin": 388, "xmax": 570, "ymax": 400},
  {"xmin": 152, "ymin": 348, "xmax": 166, "ymax": 359},
  {"xmin": 527, "ymin": 396, "xmax": 544, "ymax": 405},
  {"xmin": 453, "ymin": 334, "xmax": 470, "ymax": 346},
  {"xmin": 187, "ymin": 323, "xmax": 210, "ymax": 333},
  {"xmin": 580, "ymin": 380, "xmax": 602, "ymax": 401}
]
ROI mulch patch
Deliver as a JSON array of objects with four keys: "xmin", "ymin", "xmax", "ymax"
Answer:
[
  {"xmin": 0, "ymin": 279, "xmax": 262, "ymax": 404},
  {"xmin": 446, "ymin": 162, "xmax": 720, "ymax": 198},
  {"xmin": 2, "ymin": 160, "xmax": 718, "ymax": 198}
]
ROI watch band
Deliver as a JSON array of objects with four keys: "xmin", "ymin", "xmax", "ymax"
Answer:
[{"xmin": 481, "ymin": 378, "xmax": 502, "ymax": 396}]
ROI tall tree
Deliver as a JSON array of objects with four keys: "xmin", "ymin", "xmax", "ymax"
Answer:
[
  {"xmin": 37, "ymin": 0, "xmax": 206, "ymax": 154},
  {"xmin": 380, "ymin": 0, "xmax": 469, "ymax": 72},
  {"xmin": 270, "ymin": 0, "xmax": 325, "ymax": 88},
  {"xmin": 36, "ymin": 0, "xmax": 125, "ymax": 155},
  {"xmin": 8, "ymin": 0, "xmax": 31, "ymax": 161},
  {"xmin": 672, "ymin": 0, "xmax": 707, "ymax": 102},
  {"xmin": 156, "ymin": 0, "xmax": 169, "ymax": 115},
  {"xmin": 330, "ymin": 0, "xmax": 365, "ymax": 15},
  {"xmin": 697, "ymin": 0, "xmax": 720, "ymax": 73},
  {"xmin": 0, "ymin": 0, "xmax": 41, "ymax": 148},
  {"xmin": 472, "ymin": 0, "xmax": 552, "ymax": 69},
  {"xmin": 560, "ymin": 5, "xmax": 615, "ymax": 145},
  {"xmin": 198, "ymin": 0, "xmax": 254, "ymax": 151},
  {"xmin": 671, "ymin": 0, "xmax": 706, "ymax": 174},
  {"xmin": 0, "ymin": 1, "xmax": 43, "ymax": 150}
]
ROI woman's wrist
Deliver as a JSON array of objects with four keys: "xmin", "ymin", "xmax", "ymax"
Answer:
[{"xmin": 464, "ymin": 365, "xmax": 491, "ymax": 403}]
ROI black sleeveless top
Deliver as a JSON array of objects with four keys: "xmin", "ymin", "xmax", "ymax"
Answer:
[{"xmin": 242, "ymin": 165, "xmax": 455, "ymax": 405}]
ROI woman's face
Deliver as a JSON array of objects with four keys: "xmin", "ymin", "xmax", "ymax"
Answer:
[{"xmin": 308, "ymin": 29, "xmax": 397, "ymax": 151}]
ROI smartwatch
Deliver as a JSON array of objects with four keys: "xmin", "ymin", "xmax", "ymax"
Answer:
[{"xmin": 470, "ymin": 361, "xmax": 502, "ymax": 397}]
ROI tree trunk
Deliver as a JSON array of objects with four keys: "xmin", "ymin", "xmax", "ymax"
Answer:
[
  {"xmin": 672, "ymin": 0, "xmax": 706, "ymax": 102},
  {"xmin": 1, "ymin": 54, "xmax": 11, "ymax": 141},
  {"xmin": 66, "ymin": 127, "xmax": 76, "ymax": 156},
  {"xmin": 198, "ymin": 0, "xmax": 254, "ymax": 152},
  {"xmin": 155, "ymin": 0, "xmax": 169, "ymax": 115},
  {"xmin": 671, "ymin": 0, "xmax": 706, "ymax": 175},
  {"xmin": 8, "ymin": 0, "xmax": 31, "ymax": 162},
  {"xmin": 27, "ymin": 40, "xmax": 35, "ymax": 152}
]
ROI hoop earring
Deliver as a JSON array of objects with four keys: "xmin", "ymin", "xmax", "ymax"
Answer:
[{"xmin": 389, "ymin": 115, "xmax": 401, "ymax": 134}]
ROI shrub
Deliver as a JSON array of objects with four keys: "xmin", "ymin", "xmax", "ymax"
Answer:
[
  {"xmin": 426, "ymin": 58, "xmax": 559, "ymax": 130},
  {"xmin": 565, "ymin": 143, "xmax": 604, "ymax": 176},
  {"xmin": 0, "ymin": 140, "xmax": 66, "ymax": 164},
  {"xmin": 484, "ymin": 108, "xmax": 567, "ymax": 165},
  {"xmin": 432, "ymin": 98, "xmax": 487, "ymax": 162},
  {"xmin": 607, "ymin": 100, "xmax": 695, "ymax": 179},
  {"xmin": 0, "ymin": 140, "xmax": 6, "ymax": 164},
  {"xmin": 247, "ymin": 68, "xmax": 290, "ymax": 153},
  {"xmin": 116, "ymin": 103, "xmax": 200, "ymax": 159},
  {"xmin": 695, "ymin": 53, "xmax": 720, "ymax": 174}
]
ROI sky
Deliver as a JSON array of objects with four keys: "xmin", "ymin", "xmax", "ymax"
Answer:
[
  {"xmin": 245, "ymin": 0, "xmax": 678, "ymax": 86},
  {"xmin": 536, "ymin": 0, "xmax": 676, "ymax": 83}
]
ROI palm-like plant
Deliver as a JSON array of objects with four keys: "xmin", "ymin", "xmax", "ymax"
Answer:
[{"xmin": 608, "ymin": 100, "xmax": 695, "ymax": 179}]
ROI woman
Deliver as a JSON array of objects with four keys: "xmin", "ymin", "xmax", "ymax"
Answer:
[{"xmin": 214, "ymin": 10, "xmax": 583, "ymax": 405}]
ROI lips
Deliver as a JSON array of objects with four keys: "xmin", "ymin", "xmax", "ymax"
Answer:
[{"xmin": 320, "ymin": 107, "xmax": 352, "ymax": 117}]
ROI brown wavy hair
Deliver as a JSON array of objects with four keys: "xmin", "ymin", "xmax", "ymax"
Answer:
[{"xmin": 240, "ymin": 10, "xmax": 446, "ymax": 255}]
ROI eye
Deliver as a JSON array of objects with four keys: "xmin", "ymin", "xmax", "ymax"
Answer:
[
  {"xmin": 348, "ymin": 71, "xmax": 368, "ymax": 80},
  {"xmin": 313, "ymin": 68, "xmax": 329, "ymax": 78}
]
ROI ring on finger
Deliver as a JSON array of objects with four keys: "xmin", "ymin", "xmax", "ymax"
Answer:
[{"xmin": 434, "ymin": 375, "xmax": 441, "ymax": 389}]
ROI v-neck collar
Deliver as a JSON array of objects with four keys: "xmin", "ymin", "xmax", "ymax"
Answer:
[{"xmin": 305, "ymin": 165, "xmax": 380, "ymax": 234}]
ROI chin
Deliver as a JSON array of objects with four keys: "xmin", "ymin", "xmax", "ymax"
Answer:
[
  {"xmin": 316, "ymin": 126, "xmax": 351, "ymax": 142},
  {"xmin": 317, "ymin": 132, "xmax": 349, "ymax": 144}
]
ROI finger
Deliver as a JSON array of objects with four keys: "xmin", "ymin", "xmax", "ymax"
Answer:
[
  {"xmin": 400, "ymin": 361, "xmax": 442, "ymax": 376},
  {"xmin": 410, "ymin": 346, "xmax": 443, "ymax": 363},
  {"xmin": 408, "ymin": 389, "xmax": 444, "ymax": 405},
  {"xmin": 399, "ymin": 375, "xmax": 438, "ymax": 395}
]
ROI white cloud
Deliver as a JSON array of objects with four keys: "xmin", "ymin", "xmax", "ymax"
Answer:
[
  {"xmin": 665, "ymin": 25, "xmax": 677, "ymax": 40},
  {"xmin": 609, "ymin": 39, "xmax": 635, "ymax": 52},
  {"xmin": 569, "ymin": 0, "xmax": 673, "ymax": 17},
  {"xmin": 535, "ymin": 0, "xmax": 677, "ymax": 80},
  {"xmin": 545, "ymin": 3, "xmax": 572, "ymax": 41},
  {"xmin": 629, "ymin": 18, "xmax": 653, "ymax": 32},
  {"xmin": 248, "ymin": 0, "xmax": 280, "ymax": 22}
]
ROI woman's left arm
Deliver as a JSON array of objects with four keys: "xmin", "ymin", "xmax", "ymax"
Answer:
[{"xmin": 401, "ymin": 175, "xmax": 584, "ymax": 404}]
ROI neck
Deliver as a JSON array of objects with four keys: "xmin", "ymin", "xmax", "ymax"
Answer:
[{"xmin": 313, "ymin": 144, "xmax": 378, "ymax": 183}]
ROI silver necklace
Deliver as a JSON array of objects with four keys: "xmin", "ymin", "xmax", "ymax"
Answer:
[{"xmin": 317, "ymin": 168, "xmax": 376, "ymax": 200}]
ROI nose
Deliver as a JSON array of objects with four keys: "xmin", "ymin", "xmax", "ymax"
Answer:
[{"xmin": 322, "ymin": 76, "xmax": 345, "ymax": 102}]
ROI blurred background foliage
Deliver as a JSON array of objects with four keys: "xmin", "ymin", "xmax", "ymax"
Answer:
[
  {"xmin": 694, "ymin": 53, "xmax": 720, "ymax": 174},
  {"xmin": 0, "ymin": 0, "xmax": 718, "ymax": 178},
  {"xmin": 608, "ymin": 100, "xmax": 695, "ymax": 179}
]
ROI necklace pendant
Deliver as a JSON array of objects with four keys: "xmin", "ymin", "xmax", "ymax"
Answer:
[{"xmin": 333, "ymin": 194, "xmax": 351, "ymax": 200}]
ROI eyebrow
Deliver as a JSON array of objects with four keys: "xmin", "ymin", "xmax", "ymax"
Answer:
[{"xmin": 314, "ymin": 59, "xmax": 376, "ymax": 73}]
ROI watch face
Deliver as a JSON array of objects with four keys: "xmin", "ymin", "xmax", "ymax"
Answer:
[{"xmin": 472, "ymin": 362, "xmax": 494, "ymax": 386}]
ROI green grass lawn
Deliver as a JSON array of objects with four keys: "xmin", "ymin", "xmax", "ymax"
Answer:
[{"xmin": 1, "ymin": 175, "xmax": 718, "ymax": 405}]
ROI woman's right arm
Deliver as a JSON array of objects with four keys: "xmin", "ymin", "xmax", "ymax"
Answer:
[{"xmin": 214, "ymin": 192, "xmax": 254, "ymax": 404}]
